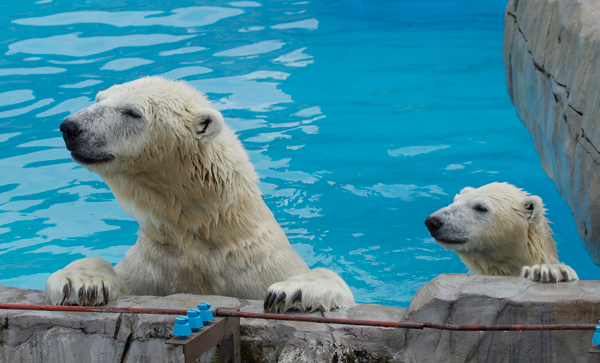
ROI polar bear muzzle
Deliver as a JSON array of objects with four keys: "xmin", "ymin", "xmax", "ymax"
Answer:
[
  {"xmin": 424, "ymin": 215, "xmax": 468, "ymax": 245},
  {"xmin": 60, "ymin": 115, "xmax": 115, "ymax": 165},
  {"xmin": 60, "ymin": 122, "xmax": 114, "ymax": 165},
  {"xmin": 424, "ymin": 203, "xmax": 473, "ymax": 247},
  {"xmin": 59, "ymin": 101, "xmax": 146, "ymax": 166}
]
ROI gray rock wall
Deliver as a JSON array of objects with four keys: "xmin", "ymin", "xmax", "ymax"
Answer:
[
  {"xmin": 1, "ymin": 275, "xmax": 599, "ymax": 362},
  {"xmin": 503, "ymin": 0, "xmax": 600, "ymax": 264}
]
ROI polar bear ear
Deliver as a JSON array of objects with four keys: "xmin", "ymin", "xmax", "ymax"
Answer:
[
  {"xmin": 194, "ymin": 108, "xmax": 224, "ymax": 142},
  {"xmin": 522, "ymin": 195, "xmax": 545, "ymax": 223},
  {"xmin": 454, "ymin": 186, "xmax": 475, "ymax": 202}
]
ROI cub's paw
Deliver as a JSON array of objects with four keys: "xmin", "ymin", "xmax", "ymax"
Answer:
[
  {"xmin": 264, "ymin": 268, "xmax": 354, "ymax": 313},
  {"xmin": 45, "ymin": 257, "xmax": 121, "ymax": 306},
  {"xmin": 520, "ymin": 263, "xmax": 578, "ymax": 283}
]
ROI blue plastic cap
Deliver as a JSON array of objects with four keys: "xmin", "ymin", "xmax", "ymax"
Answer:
[
  {"xmin": 592, "ymin": 333, "xmax": 600, "ymax": 346},
  {"xmin": 592, "ymin": 324, "xmax": 600, "ymax": 346},
  {"xmin": 198, "ymin": 303, "xmax": 214, "ymax": 323},
  {"xmin": 198, "ymin": 303, "xmax": 209, "ymax": 310},
  {"xmin": 187, "ymin": 309, "xmax": 204, "ymax": 331},
  {"xmin": 173, "ymin": 316, "xmax": 192, "ymax": 339}
]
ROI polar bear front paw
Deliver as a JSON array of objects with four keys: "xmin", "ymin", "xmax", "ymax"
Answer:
[
  {"xmin": 520, "ymin": 263, "xmax": 578, "ymax": 283},
  {"xmin": 45, "ymin": 257, "xmax": 121, "ymax": 306},
  {"xmin": 264, "ymin": 268, "xmax": 354, "ymax": 313}
]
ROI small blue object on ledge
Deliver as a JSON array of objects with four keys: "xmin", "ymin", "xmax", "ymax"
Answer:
[
  {"xmin": 592, "ymin": 322, "xmax": 600, "ymax": 348},
  {"xmin": 198, "ymin": 302, "xmax": 214, "ymax": 324},
  {"xmin": 173, "ymin": 316, "xmax": 193, "ymax": 339},
  {"xmin": 187, "ymin": 309, "xmax": 204, "ymax": 331}
]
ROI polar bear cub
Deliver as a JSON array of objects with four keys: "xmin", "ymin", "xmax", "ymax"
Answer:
[
  {"xmin": 425, "ymin": 182, "xmax": 578, "ymax": 282},
  {"xmin": 46, "ymin": 77, "xmax": 354, "ymax": 312}
]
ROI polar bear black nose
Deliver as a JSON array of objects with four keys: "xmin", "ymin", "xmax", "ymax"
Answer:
[
  {"xmin": 425, "ymin": 215, "xmax": 443, "ymax": 233},
  {"xmin": 60, "ymin": 119, "xmax": 82, "ymax": 144}
]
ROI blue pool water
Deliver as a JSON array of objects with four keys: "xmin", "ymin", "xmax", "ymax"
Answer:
[{"xmin": 1, "ymin": 0, "xmax": 598, "ymax": 307}]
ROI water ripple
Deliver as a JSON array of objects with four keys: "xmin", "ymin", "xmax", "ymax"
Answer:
[
  {"xmin": 271, "ymin": 18, "xmax": 318, "ymax": 30},
  {"xmin": 0, "ymin": 67, "xmax": 65, "ymax": 76},
  {"xmin": 13, "ymin": 7, "xmax": 244, "ymax": 28},
  {"xmin": 0, "ymin": 99, "xmax": 54, "ymax": 118},
  {"xmin": 190, "ymin": 71, "xmax": 291, "ymax": 111},
  {"xmin": 7, "ymin": 33, "xmax": 197, "ymax": 57},
  {"xmin": 100, "ymin": 58, "xmax": 154, "ymax": 71},
  {"xmin": 214, "ymin": 40, "xmax": 285, "ymax": 57},
  {"xmin": 0, "ymin": 90, "xmax": 34, "ymax": 107}
]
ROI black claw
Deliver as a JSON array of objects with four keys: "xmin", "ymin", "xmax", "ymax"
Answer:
[
  {"xmin": 102, "ymin": 283, "xmax": 110, "ymax": 304},
  {"xmin": 275, "ymin": 292, "xmax": 286, "ymax": 304},
  {"xmin": 264, "ymin": 292, "xmax": 273, "ymax": 311},
  {"xmin": 291, "ymin": 289, "xmax": 302, "ymax": 304},
  {"xmin": 522, "ymin": 269, "xmax": 529, "ymax": 279},
  {"xmin": 87, "ymin": 285, "xmax": 97, "ymax": 302},
  {"xmin": 267, "ymin": 291, "xmax": 277, "ymax": 309},
  {"xmin": 78, "ymin": 287, "xmax": 85, "ymax": 302},
  {"xmin": 542, "ymin": 270, "xmax": 548, "ymax": 283},
  {"xmin": 533, "ymin": 269, "xmax": 540, "ymax": 281},
  {"xmin": 60, "ymin": 284, "xmax": 70, "ymax": 305}
]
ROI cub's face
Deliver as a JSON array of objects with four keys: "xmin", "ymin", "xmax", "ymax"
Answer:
[
  {"xmin": 59, "ymin": 77, "xmax": 225, "ymax": 173},
  {"xmin": 424, "ymin": 183, "xmax": 541, "ymax": 253}
]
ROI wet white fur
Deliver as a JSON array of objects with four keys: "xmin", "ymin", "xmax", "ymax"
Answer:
[
  {"xmin": 45, "ymin": 77, "xmax": 354, "ymax": 311},
  {"xmin": 429, "ymin": 182, "xmax": 578, "ymax": 282}
]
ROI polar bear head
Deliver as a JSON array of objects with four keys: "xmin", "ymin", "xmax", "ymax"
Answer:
[
  {"xmin": 59, "ymin": 77, "xmax": 257, "ymax": 227},
  {"xmin": 59, "ymin": 77, "xmax": 226, "ymax": 173},
  {"xmin": 424, "ymin": 182, "xmax": 558, "ymax": 275}
]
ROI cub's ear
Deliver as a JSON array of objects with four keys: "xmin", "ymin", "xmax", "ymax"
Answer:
[
  {"xmin": 454, "ymin": 186, "xmax": 475, "ymax": 202},
  {"xmin": 522, "ymin": 195, "xmax": 545, "ymax": 223},
  {"xmin": 194, "ymin": 108, "xmax": 224, "ymax": 142}
]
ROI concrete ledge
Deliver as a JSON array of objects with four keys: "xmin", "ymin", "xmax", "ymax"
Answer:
[
  {"xmin": 0, "ymin": 275, "xmax": 598, "ymax": 362},
  {"xmin": 405, "ymin": 274, "xmax": 600, "ymax": 362}
]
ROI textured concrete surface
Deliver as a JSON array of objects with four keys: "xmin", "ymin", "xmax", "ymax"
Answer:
[
  {"xmin": 405, "ymin": 274, "xmax": 600, "ymax": 363},
  {"xmin": 503, "ymin": 0, "xmax": 600, "ymax": 264},
  {"xmin": 0, "ymin": 275, "xmax": 598, "ymax": 362}
]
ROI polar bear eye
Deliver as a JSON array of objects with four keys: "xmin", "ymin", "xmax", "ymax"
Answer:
[
  {"xmin": 473, "ymin": 204, "xmax": 488, "ymax": 213},
  {"xmin": 122, "ymin": 109, "xmax": 142, "ymax": 119}
]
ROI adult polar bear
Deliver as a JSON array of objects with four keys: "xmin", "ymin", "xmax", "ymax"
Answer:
[
  {"xmin": 425, "ymin": 182, "xmax": 578, "ymax": 282},
  {"xmin": 46, "ymin": 77, "xmax": 354, "ymax": 312}
]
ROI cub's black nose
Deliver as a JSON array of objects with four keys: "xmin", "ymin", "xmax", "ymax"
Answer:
[
  {"xmin": 425, "ymin": 215, "xmax": 442, "ymax": 233},
  {"xmin": 60, "ymin": 119, "xmax": 81, "ymax": 144}
]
